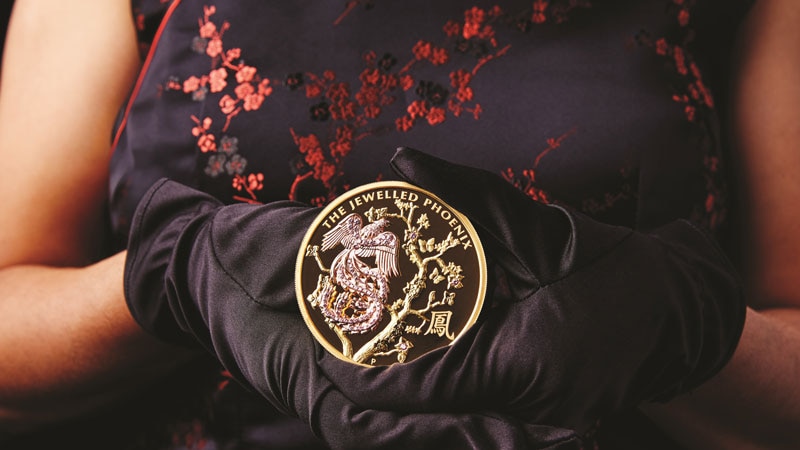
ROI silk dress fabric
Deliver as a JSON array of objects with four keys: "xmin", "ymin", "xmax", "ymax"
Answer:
[{"xmin": 103, "ymin": 0, "xmax": 752, "ymax": 448}]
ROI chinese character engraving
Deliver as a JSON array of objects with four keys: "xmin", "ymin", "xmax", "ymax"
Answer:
[{"xmin": 425, "ymin": 310, "xmax": 455, "ymax": 340}]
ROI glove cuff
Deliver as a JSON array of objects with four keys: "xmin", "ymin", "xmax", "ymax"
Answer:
[{"xmin": 124, "ymin": 178, "xmax": 223, "ymax": 346}]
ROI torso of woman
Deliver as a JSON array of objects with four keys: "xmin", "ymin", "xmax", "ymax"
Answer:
[{"xmin": 106, "ymin": 0, "xmax": 752, "ymax": 448}]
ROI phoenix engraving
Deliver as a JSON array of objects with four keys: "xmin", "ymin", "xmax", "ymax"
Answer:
[{"xmin": 315, "ymin": 213, "xmax": 399, "ymax": 334}]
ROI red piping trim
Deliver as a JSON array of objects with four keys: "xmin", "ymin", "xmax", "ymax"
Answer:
[{"xmin": 111, "ymin": 0, "xmax": 184, "ymax": 153}]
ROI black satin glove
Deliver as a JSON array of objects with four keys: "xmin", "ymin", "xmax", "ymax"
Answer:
[
  {"xmin": 318, "ymin": 147, "xmax": 746, "ymax": 434},
  {"xmin": 124, "ymin": 178, "xmax": 585, "ymax": 449}
]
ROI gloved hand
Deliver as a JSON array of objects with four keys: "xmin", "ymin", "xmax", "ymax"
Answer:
[
  {"xmin": 318, "ymin": 147, "xmax": 746, "ymax": 434},
  {"xmin": 124, "ymin": 178, "xmax": 585, "ymax": 449}
]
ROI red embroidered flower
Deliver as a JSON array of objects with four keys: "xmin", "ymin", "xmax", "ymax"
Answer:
[
  {"xmin": 191, "ymin": 116, "xmax": 213, "ymax": 136},
  {"xmin": 381, "ymin": 74, "xmax": 398, "ymax": 90},
  {"xmin": 206, "ymin": 38, "xmax": 223, "ymax": 58},
  {"xmin": 226, "ymin": 48, "xmax": 241, "ymax": 61},
  {"xmin": 197, "ymin": 133, "xmax": 217, "ymax": 153},
  {"xmin": 183, "ymin": 76, "xmax": 201, "ymax": 93},
  {"xmin": 243, "ymin": 93, "xmax": 265, "ymax": 111},
  {"xmin": 329, "ymin": 101, "xmax": 356, "ymax": 121},
  {"xmin": 297, "ymin": 134, "xmax": 321, "ymax": 154},
  {"xmin": 247, "ymin": 173, "xmax": 265, "ymax": 191},
  {"xmin": 199, "ymin": 21, "xmax": 217, "ymax": 39},
  {"xmin": 363, "ymin": 104, "xmax": 381, "ymax": 119},
  {"xmin": 326, "ymin": 82, "xmax": 350, "ymax": 101},
  {"xmin": 400, "ymin": 74, "xmax": 414, "ymax": 91},
  {"xmin": 219, "ymin": 94, "xmax": 237, "ymax": 114},
  {"xmin": 257, "ymin": 78, "xmax": 273, "ymax": 96},
  {"xmin": 330, "ymin": 139, "xmax": 353, "ymax": 158},
  {"xmin": 449, "ymin": 69, "xmax": 472, "ymax": 89},
  {"xmin": 317, "ymin": 162, "xmax": 336, "ymax": 184},
  {"xmin": 407, "ymin": 100, "xmax": 428, "ymax": 119},
  {"xmin": 677, "ymin": 9, "xmax": 690, "ymax": 27},
  {"xmin": 396, "ymin": 115, "xmax": 414, "ymax": 132},
  {"xmin": 426, "ymin": 107, "xmax": 446, "ymax": 126},
  {"xmin": 456, "ymin": 86, "xmax": 474, "ymax": 102},
  {"xmin": 430, "ymin": 47, "xmax": 449, "ymax": 66},
  {"xmin": 359, "ymin": 68, "xmax": 381, "ymax": 85},
  {"xmin": 443, "ymin": 20, "xmax": 461, "ymax": 37},
  {"xmin": 236, "ymin": 66, "xmax": 257, "ymax": 83},
  {"xmin": 306, "ymin": 83, "xmax": 322, "ymax": 98},
  {"xmin": 355, "ymin": 85, "xmax": 379, "ymax": 106},
  {"xmin": 412, "ymin": 40, "xmax": 433, "ymax": 60},
  {"xmin": 208, "ymin": 67, "xmax": 228, "ymax": 92},
  {"xmin": 234, "ymin": 82, "xmax": 255, "ymax": 99},
  {"xmin": 463, "ymin": 7, "xmax": 486, "ymax": 39}
]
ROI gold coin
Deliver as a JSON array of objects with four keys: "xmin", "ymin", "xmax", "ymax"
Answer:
[{"xmin": 296, "ymin": 181, "xmax": 486, "ymax": 366}]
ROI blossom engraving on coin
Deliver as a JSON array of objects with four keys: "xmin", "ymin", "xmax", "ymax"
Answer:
[{"xmin": 296, "ymin": 181, "xmax": 486, "ymax": 366}]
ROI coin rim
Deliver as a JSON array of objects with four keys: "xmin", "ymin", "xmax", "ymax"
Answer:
[{"xmin": 295, "ymin": 180, "xmax": 487, "ymax": 366}]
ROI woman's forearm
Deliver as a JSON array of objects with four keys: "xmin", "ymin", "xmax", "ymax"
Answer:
[
  {"xmin": 0, "ymin": 252, "xmax": 198, "ymax": 434},
  {"xmin": 643, "ymin": 307, "xmax": 800, "ymax": 449}
]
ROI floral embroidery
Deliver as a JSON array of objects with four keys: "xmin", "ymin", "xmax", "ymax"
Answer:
[
  {"xmin": 162, "ymin": 2, "xmax": 592, "ymax": 205},
  {"xmin": 164, "ymin": 6, "xmax": 271, "ymax": 203},
  {"xmin": 633, "ymin": 0, "xmax": 727, "ymax": 230}
]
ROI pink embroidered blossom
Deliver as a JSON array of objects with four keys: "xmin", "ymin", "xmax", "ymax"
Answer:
[
  {"xmin": 183, "ymin": 76, "xmax": 201, "ymax": 93},
  {"xmin": 199, "ymin": 21, "xmax": 217, "ymax": 38},
  {"xmin": 219, "ymin": 94, "xmax": 237, "ymax": 114},
  {"xmin": 206, "ymin": 38, "xmax": 223, "ymax": 58},
  {"xmin": 243, "ymin": 93, "xmax": 265, "ymax": 111},
  {"xmin": 226, "ymin": 48, "xmax": 241, "ymax": 61},
  {"xmin": 208, "ymin": 67, "xmax": 228, "ymax": 92},
  {"xmin": 236, "ymin": 66, "xmax": 257, "ymax": 83},
  {"xmin": 234, "ymin": 82, "xmax": 255, "ymax": 99},
  {"xmin": 247, "ymin": 173, "xmax": 265, "ymax": 191},
  {"xmin": 197, "ymin": 134, "xmax": 217, "ymax": 153},
  {"xmin": 257, "ymin": 79, "xmax": 273, "ymax": 96},
  {"xmin": 191, "ymin": 116, "xmax": 213, "ymax": 136}
]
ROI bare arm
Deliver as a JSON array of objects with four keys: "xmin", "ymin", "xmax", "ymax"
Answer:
[
  {"xmin": 643, "ymin": 0, "xmax": 800, "ymax": 447},
  {"xmin": 0, "ymin": 0, "xmax": 195, "ymax": 434}
]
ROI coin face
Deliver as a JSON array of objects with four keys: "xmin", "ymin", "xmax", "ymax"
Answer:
[{"xmin": 296, "ymin": 181, "xmax": 486, "ymax": 366}]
